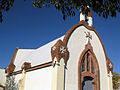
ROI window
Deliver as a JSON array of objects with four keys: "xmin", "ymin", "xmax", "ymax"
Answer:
[
  {"xmin": 78, "ymin": 49, "xmax": 100, "ymax": 90},
  {"xmin": 81, "ymin": 51, "xmax": 94, "ymax": 73}
]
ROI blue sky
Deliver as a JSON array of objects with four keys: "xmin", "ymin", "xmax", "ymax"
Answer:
[{"xmin": 0, "ymin": 0, "xmax": 120, "ymax": 73}]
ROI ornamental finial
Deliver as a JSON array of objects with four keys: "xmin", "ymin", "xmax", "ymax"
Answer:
[
  {"xmin": 85, "ymin": 32, "xmax": 92, "ymax": 42},
  {"xmin": 80, "ymin": 8, "xmax": 85, "ymax": 22},
  {"xmin": 79, "ymin": 6, "xmax": 93, "ymax": 26}
]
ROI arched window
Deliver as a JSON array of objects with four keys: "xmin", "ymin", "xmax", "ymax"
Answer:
[
  {"xmin": 78, "ymin": 43, "xmax": 100, "ymax": 90},
  {"xmin": 81, "ymin": 51, "xmax": 94, "ymax": 74}
]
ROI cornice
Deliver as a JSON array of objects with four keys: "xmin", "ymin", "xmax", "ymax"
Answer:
[{"xmin": 9, "ymin": 61, "xmax": 52, "ymax": 76}]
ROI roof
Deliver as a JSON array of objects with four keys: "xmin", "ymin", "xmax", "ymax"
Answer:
[{"xmin": 13, "ymin": 36, "xmax": 64, "ymax": 71}]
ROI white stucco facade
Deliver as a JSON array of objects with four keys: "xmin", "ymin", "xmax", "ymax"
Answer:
[
  {"xmin": 0, "ymin": 69, "xmax": 6, "ymax": 90},
  {"xmin": 13, "ymin": 66, "xmax": 52, "ymax": 90},
  {"xmin": 13, "ymin": 36, "xmax": 64, "ymax": 71},
  {"xmin": 24, "ymin": 66, "xmax": 52, "ymax": 90},
  {"xmin": 65, "ymin": 26, "xmax": 109, "ymax": 90},
  {"xmin": 7, "ymin": 21, "xmax": 113, "ymax": 90}
]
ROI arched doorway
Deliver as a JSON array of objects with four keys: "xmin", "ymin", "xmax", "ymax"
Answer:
[
  {"xmin": 82, "ymin": 76, "xmax": 94, "ymax": 90},
  {"xmin": 78, "ymin": 42, "xmax": 100, "ymax": 90}
]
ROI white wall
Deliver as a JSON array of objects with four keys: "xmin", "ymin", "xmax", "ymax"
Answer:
[
  {"xmin": 24, "ymin": 66, "xmax": 52, "ymax": 90},
  {"xmin": 13, "ymin": 36, "xmax": 64, "ymax": 72},
  {"xmin": 15, "ymin": 73, "xmax": 23, "ymax": 84},
  {"xmin": 65, "ymin": 26, "xmax": 109, "ymax": 90},
  {"xmin": 0, "ymin": 69, "xmax": 6, "ymax": 86}
]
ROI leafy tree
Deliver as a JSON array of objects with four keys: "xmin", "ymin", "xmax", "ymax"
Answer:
[
  {"xmin": 0, "ymin": 0, "xmax": 120, "ymax": 22},
  {"xmin": 0, "ymin": 0, "xmax": 14, "ymax": 22},
  {"xmin": 33, "ymin": 0, "xmax": 120, "ymax": 20},
  {"xmin": 113, "ymin": 72, "xmax": 120, "ymax": 89}
]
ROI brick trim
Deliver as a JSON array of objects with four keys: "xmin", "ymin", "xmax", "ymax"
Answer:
[
  {"xmin": 78, "ymin": 42, "xmax": 100, "ymax": 90},
  {"xmin": 51, "ymin": 39, "xmax": 68, "ymax": 65},
  {"xmin": 63, "ymin": 21, "xmax": 106, "ymax": 58},
  {"xmin": 63, "ymin": 21, "xmax": 113, "ymax": 76},
  {"xmin": 7, "ymin": 48, "xmax": 18, "ymax": 75},
  {"xmin": 21, "ymin": 62, "xmax": 31, "ymax": 70},
  {"xmin": 9, "ymin": 61, "xmax": 52, "ymax": 76},
  {"xmin": 7, "ymin": 48, "xmax": 52, "ymax": 76}
]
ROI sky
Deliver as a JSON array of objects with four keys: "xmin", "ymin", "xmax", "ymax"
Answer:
[{"xmin": 0, "ymin": 0, "xmax": 120, "ymax": 73}]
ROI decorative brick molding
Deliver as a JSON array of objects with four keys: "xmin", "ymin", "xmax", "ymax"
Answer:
[
  {"xmin": 51, "ymin": 40, "xmax": 68, "ymax": 65},
  {"xmin": 7, "ymin": 48, "xmax": 18, "ymax": 75},
  {"xmin": 78, "ymin": 41, "xmax": 100, "ymax": 90},
  {"xmin": 63, "ymin": 22, "xmax": 113, "ymax": 77},
  {"xmin": 8, "ymin": 61, "xmax": 52, "ymax": 76},
  {"xmin": 63, "ymin": 21, "xmax": 94, "ymax": 46},
  {"xmin": 7, "ymin": 63, "xmax": 16, "ymax": 75},
  {"xmin": 21, "ymin": 62, "xmax": 31, "ymax": 70}
]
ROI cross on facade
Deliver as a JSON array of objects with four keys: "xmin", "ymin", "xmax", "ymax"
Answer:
[
  {"xmin": 60, "ymin": 46, "xmax": 66, "ymax": 54},
  {"xmin": 85, "ymin": 32, "xmax": 92, "ymax": 42}
]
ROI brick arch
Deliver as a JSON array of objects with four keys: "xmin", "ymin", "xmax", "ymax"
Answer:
[
  {"xmin": 78, "ymin": 42, "xmax": 100, "ymax": 90},
  {"xmin": 63, "ymin": 21, "xmax": 113, "ymax": 74},
  {"xmin": 63, "ymin": 21, "xmax": 107, "ymax": 61}
]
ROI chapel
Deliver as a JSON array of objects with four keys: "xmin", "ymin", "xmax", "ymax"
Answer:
[{"xmin": 6, "ymin": 9, "xmax": 113, "ymax": 90}]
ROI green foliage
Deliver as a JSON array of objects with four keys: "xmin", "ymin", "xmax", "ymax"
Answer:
[
  {"xmin": 113, "ymin": 72, "xmax": 120, "ymax": 89},
  {"xmin": 0, "ymin": 0, "xmax": 14, "ymax": 22},
  {"xmin": 0, "ymin": 0, "xmax": 120, "ymax": 22},
  {"xmin": 33, "ymin": 0, "xmax": 120, "ymax": 20}
]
